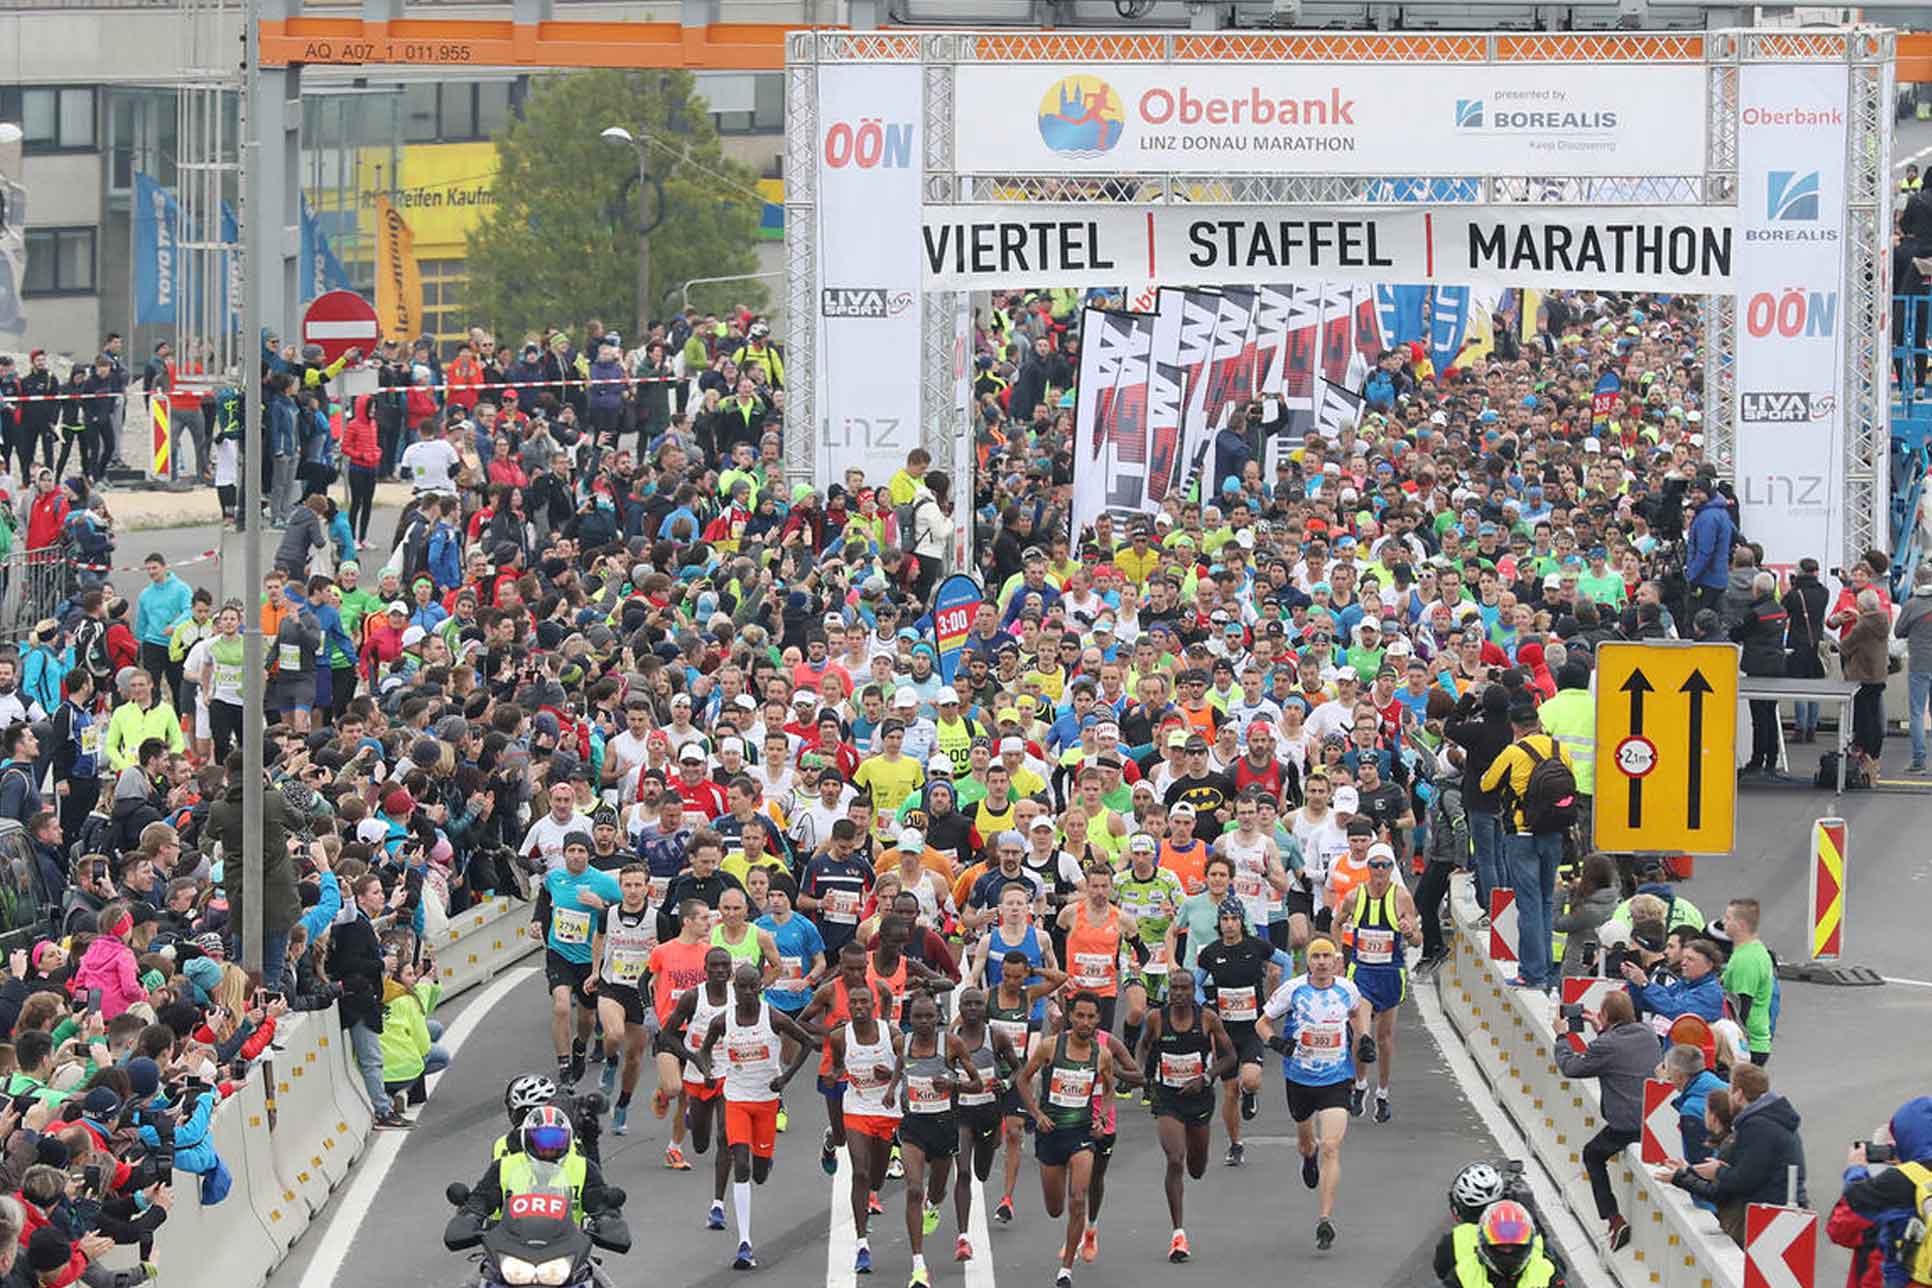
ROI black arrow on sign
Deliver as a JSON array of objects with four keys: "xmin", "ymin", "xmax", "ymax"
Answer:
[
  {"xmin": 1681, "ymin": 669, "xmax": 1713, "ymax": 829},
  {"xmin": 1621, "ymin": 668, "xmax": 1654, "ymax": 830}
]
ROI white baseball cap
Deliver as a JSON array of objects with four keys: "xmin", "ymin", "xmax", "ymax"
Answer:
[
  {"xmin": 897, "ymin": 827, "xmax": 925, "ymax": 851},
  {"xmin": 935, "ymin": 685, "xmax": 960, "ymax": 704},
  {"xmin": 678, "ymin": 742, "xmax": 706, "ymax": 763},
  {"xmin": 1332, "ymin": 785, "xmax": 1360, "ymax": 812},
  {"xmin": 893, "ymin": 687, "xmax": 919, "ymax": 708}
]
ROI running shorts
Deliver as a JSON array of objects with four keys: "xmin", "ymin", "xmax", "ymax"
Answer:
[
  {"xmin": 1351, "ymin": 965, "xmax": 1406, "ymax": 1015},
  {"xmin": 596, "ymin": 980, "xmax": 647, "ymax": 1025},
  {"xmin": 684, "ymin": 1077, "xmax": 723, "ymax": 1104},
  {"xmin": 817, "ymin": 1075, "xmax": 847, "ymax": 1100},
  {"xmin": 1223, "ymin": 1023, "xmax": 1264, "ymax": 1078},
  {"xmin": 1033, "ymin": 1124, "xmax": 1095, "ymax": 1167},
  {"xmin": 1285, "ymin": 1078, "xmax": 1352, "ymax": 1123},
  {"xmin": 726, "ymin": 1098, "xmax": 780, "ymax": 1158},
  {"xmin": 844, "ymin": 1111, "xmax": 901, "ymax": 1142},
  {"xmin": 1153, "ymin": 1091, "xmax": 1216, "ymax": 1124},
  {"xmin": 958, "ymin": 1102, "xmax": 1004, "ymax": 1142},
  {"xmin": 899, "ymin": 1111, "xmax": 959, "ymax": 1159},
  {"xmin": 545, "ymin": 950, "xmax": 595, "ymax": 1007}
]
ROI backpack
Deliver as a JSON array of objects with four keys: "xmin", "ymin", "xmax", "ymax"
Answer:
[
  {"xmin": 72, "ymin": 618, "xmax": 111, "ymax": 679},
  {"xmin": 894, "ymin": 497, "xmax": 926, "ymax": 556},
  {"xmin": 1895, "ymin": 1161, "xmax": 1932, "ymax": 1286},
  {"xmin": 1517, "ymin": 741, "xmax": 1579, "ymax": 835}
]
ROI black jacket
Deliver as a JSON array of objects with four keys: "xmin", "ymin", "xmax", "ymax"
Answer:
[
  {"xmin": 1444, "ymin": 692, "xmax": 1515, "ymax": 814},
  {"xmin": 1731, "ymin": 593, "xmax": 1789, "ymax": 678},
  {"xmin": 1781, "ymin": 575, "xmax": 1829, "ymax": 679},
  {"xmin": 326, "ymin": 909, "xmax": 386, "ymax": 1031},
  {"xmin": 1672, "ymin": 1092, "xmax": 1807, "ymax": 1208}
]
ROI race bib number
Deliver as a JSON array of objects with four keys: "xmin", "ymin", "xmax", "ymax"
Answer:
[
  {"xmin": 1234, "ymin": 871, "xmax": 1265, "ymax": 900},
  {"xmin": 608, "ymin": 949, "xmax": 647, "ymax": 984},
  {"xmin": 1355, "ymin": 927, "xmax": 1396, "ymax": 966},
  {"xmin": 727, "ymin": 1037, "xmax": 771, "ymax": 1067},
  {"xmin": 211, "ymin": 663, "xmax": 243, "ymax": 693},
  {"xmin": 1143, "ymin": 942, "xmax": 1169, "ymax": 974},
  {"xmin": 774, "ymin": 955, "xmax": 806, "ymax": 988},
  {"xmin": 277, "ymin": 643, "xmax": 303, "ymax": 672},
  {"xmin": 1158, "ymin": 1051, "xmax": 1204, "ymax": 1088},
  {"xmin": 990, "ymin": 1018, "xmax": 1032, "ymax": 1057},
  {"xmin": 905, "ymin": 1075, "xmax": 948, "ymax": 1113},
  {"xmin": 1296, "ymin": 1021, "xmax": 1345, "ymax": 1060},
  {"xmin": 79, "ymin": 725, "xmax": 101, "ymax": 756},
  {"xmin": 647, "ymin": 875, "xmax": 671, "ymax": 904},
  {"xmin": 1071, "ymin": 952, "xmax": 1114, "ymax": 991},
  {"xmin": 822, "ymin": 889, "xmax": 860, "ymax": 924},
  {"xmin": 1217, "ymin": 985, "xmax": 1257, "ymax": 1023},
  {"xmin": 505, "ymin": 1192, "xmax": 569, "ymax": 1221},
  {"xmin": 1046, "ymin": 1065, "xmax": 1095, "ymax": 1110},
  {"xmin": 957, "ymin": 1078, "xmax": 997, "ymax": 1108},
  {"xmin": 551, "ymin": 908, "xmax": 592, "ymax": 945}
]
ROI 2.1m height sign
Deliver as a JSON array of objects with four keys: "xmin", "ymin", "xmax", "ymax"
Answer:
[{"xmin": 1593, "ymin": 641, "xmax": 1739, "ymax": 854}]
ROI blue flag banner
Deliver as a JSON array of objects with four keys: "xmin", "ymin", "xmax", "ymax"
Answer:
[
  {"xmin": 1425, "ymin": 286, "xmax": 1472, "ymax": 374},
  {"xmin": 132, "ymin": 173, "xmax": 178, "ymax": 327},
  {"xmin": 299, "ymin": 199, "xmax": 352, "ymax": 304},
  {"xmin": 219, "ymin": 201, "xmax": 243, "ymax": 334}
]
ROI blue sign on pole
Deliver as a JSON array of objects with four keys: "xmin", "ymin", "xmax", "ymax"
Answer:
[
  {"xmin": 930, "ymin": 574, "xmax": 985, "ymax": 684},
  {"xmin": 132, "ymin": 173, "xmax": 178, "ymax": 327}
]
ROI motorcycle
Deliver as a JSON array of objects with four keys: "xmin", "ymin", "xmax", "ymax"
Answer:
[{"xmin": 443, "ymin": 1182, "xmax": 630, "ymax": 1287}]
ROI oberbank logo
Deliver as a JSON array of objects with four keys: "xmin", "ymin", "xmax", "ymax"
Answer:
[{"xmin": 1037, "ymin": 75, "xmax": 1126, "ymax": 156}]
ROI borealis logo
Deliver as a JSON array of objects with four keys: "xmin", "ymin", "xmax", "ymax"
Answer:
[
  {"xmin": 1037, "ymin": 75, "xmax": 1126, "ymax": 156},
  {"xmin": 1767, "ymin": 170, "xmax": 1821, "ymax": 222},
  {"xmin": 1455, "ymin": 99, "xmax": 1485, "ymax": 128}
]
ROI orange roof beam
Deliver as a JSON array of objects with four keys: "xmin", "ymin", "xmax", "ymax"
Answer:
[{"xmin": 256, "ymin": 17, "xmax": 810, "ymax": 69}]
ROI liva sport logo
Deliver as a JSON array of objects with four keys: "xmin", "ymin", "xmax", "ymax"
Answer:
[{"xmin": 1037, "ymin": 75, "xmax": 1126, "ymax": 155}]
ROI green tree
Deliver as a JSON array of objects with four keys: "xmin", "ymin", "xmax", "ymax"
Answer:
[{"xmin": 466, "ymin": 69, "xmax": 766, "ymax": 343}]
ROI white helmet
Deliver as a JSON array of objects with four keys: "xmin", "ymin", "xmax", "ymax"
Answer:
[
  {"xmin": 1450, "ymin": 1162, "xmax": 1507, "ymax": 1220},
  {"xmin": 505, "ymin": 1073, "xmax": 558, "ymax": 1118}
]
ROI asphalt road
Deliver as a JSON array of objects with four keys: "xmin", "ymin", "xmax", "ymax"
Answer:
[
  {"xmin": 264, "ymin": 967, "xmax": 1496, "ymax": 1288},
  {"xmin": 91, "ymin": 502, "xmax": 406, "ymax": 606}
]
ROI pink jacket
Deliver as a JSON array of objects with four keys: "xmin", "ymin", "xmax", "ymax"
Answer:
[{"xmin": 71, "ymin": 934, "xmax": 143, "ymax": 1019}]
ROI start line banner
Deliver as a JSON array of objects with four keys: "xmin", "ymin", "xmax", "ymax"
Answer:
[{"xmin": 921, "ymin": 204, "xmax": 1736, "ymax": 294}]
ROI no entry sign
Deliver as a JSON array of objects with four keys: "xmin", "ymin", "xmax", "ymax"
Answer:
[{"xmin": 301, "ymin": 290, "xmax": 379, "ymax": 365}]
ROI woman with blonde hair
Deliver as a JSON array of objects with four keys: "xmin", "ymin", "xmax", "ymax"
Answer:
[{"xmin": 190, "ymin": 962, "xmax": 283, "ymax": 1063}]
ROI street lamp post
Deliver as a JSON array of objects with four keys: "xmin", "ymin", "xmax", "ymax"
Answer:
[{"xmin": 601, "ymin": 126, "xmax": 651, "ymax": 342}]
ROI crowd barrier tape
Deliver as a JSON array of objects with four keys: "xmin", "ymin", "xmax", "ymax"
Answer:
[
  {"xmin": 433, "ymin": 894, "xmax": 544, "ymax": 996},
  {"xmin": 1437, "ymin": 874, "xmax": 1749, "ymax": 1288}
]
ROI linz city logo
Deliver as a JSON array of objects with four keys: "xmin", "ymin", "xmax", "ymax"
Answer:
[
  {"xmin": 1740, "ymin": 390, "xmax": 1834, "ymax": 423},
  {"xmin": 821, "ymin": 288, "xmax": 914, "ymax": 319}
]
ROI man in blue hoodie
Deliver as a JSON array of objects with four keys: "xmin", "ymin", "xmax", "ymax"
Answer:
[
  {"xmin": 1620, "ymin": 935, "xmax": 1725, "ymax": 1027},
  {"xmin": 133, "ymin": 552, "xmax": 192, "ymax": 697},
  {"xmin": 1682, "ymin": 476, "xmax": 1735, "ymax": 625},
  {"xmin": 1839, "ymin": 1095, "xmax": 1932, "ymax": 1288}
]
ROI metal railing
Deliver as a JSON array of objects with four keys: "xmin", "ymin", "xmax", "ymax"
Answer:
[{"xmin": 0, "ymin": 553, "xmax": 104, "ymax": 644}]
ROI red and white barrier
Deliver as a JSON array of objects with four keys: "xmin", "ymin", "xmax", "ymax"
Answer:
[
  {"xmin": 1488, "ymin": 888, "xmax": 1519, "ymax": 977},
  {"xmin": 1558, "ymin": 976, "xmax": 1622, "ymax": 1052},
  {"xmin": 1641, "ymin": 1078, "xmax": 1682, "ymax": 1165},
  {"xmin": 1744, "ymin": 1204, "xmax": 1816, "ymax": 1288}
]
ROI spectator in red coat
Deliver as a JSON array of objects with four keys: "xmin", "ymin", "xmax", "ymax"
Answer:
[{"xmin": 24, "ymin": 473, "xmax": 67, "ymax": 556}]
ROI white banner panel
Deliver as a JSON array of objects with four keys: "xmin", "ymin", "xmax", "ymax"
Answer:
[
  {"xmin": 1733, "ymin": 65, "xmax": 1849, "ymax": 577},
  {"xmin": 955, "ymin": 64, "xmax": 1707, "ymax": 178},
  {"xmin": 814, "ymin": 65, "xmax": 924, "ymax": 490},
  {"xmin": 921, "ymin": 205, "xmax": 1736, "ymax": 293}
]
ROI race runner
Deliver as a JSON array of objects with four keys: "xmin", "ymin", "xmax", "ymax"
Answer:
[
  {"xmin": 1013, "ymin": 989, "xmax": 1116, "ymax": 1288},
  {"xmin": 948, "ymin": 986, "xmax": 1023, "ymax": 1264},
  {"xmin": 657, "ymin": 945, "xmax": 736, "ymax": 1226},
  {"xmin": 754, "ymin": 873, "xmax": 827, "ymax": 1134},
  {"xmin": 829, "ymin": 980, "xmax": 904, "ymax": 1276},
  {"xmin": 1194, "ymin": 893, "xmax": 1296, "ymax": 1165},
  {"xmin": 538, "ymin": 832, "xmax": 622, "ymax": 1088},
  {"xmin": 987, "ymin": 948, "xmax": 1065, "ymax": 1225},
  {"xmin": 799, "ymin": 942, "xmax": 895, "ymax": 1178},
  {"xmin": 587, "ymin": 863, "xmax": 655, "ymax": 1133},
  {"xmin": 1113, "ymin": 834, "xmax": 1185, "ymax": 1088},
  {"xmin": 647, "ymin": 898, "xmax": 713, "ymax": 1166},
  {"xmin": 1139, "ymin": 978, "xmax": 1237, "ymax": 1262},
  {"xmin": 894, "ymin": 990, "xmax": 985, "ymax": 1288},
  {"xmin": 1339, "ymin": 841, "xmax": 1422, "ymax": 1122}
]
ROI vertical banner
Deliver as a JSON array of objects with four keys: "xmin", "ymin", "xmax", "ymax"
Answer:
[
  {"xmin": 1735, "ymin": 64, "xmax": 1851, "ymax": 577},
  {"xmin": 299, "ymin": 199, "xmax": 353, "ymax": 306},
  {"xmin": 0, "ymin": 126, "xmax": 25, "ymax": 337},
  {"xmin": 1070, "ymin": 308, "xmax": 1155, "ymax": 538},
  {"xmin": 373, "ymin": 194, "xmax": 423, "ymax": 342},
  {"xmin": 219, "ymin": 202, "xmax": 244, "ymax": 335},
  {"xmin": 951, "ymin": 292, "xmax": 974, "ymax": 573},
  {"xmin": 132, "ymin": 173, "xmax": 178, "ymax": 328},
  {"xmin": 930, "ymin": 574, "xmax": 985, "ymax": 683},
  {"xmin": 813, "ymin": 65, "xmax": 923, "ymax": 490}
]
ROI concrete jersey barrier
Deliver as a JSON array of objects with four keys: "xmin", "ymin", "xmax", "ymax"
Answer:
[{"xmin": 1436, "ymin": 873, "xmax": 1749, "ymax": 1288}]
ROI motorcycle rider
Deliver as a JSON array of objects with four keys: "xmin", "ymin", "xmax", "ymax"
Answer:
[
  {"xmin": 1445, "ymin": 1200, "xmax": 1564, "ymax": 1288},
  {"xmin": 452, "ymin": 1105, "xmax": 618, "ymax": 1235},
  {"xmin": 1435, "ymin": 1164, "xmax": 1564, "ymax": 1286},
  {"xmin": 493, "ymin": 1073, "xmax": 603, "ymax": 1166}
]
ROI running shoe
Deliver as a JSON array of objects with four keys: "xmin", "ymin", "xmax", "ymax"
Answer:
[
  {"xmin": 955, "ymin": 1236, "xmax": 973, "ymax": 1262},
  {"xmin": 993, "ymin": 1195, "xmax": 1015, "ymax": 1224},
  {"xmin": 907, "ymin": 1267, "xmax": 931, "ymax": 1288},
  {"xmin": 776, "ymin": 1107, "xmax": 789, "ymax": 1133},
  {"xmin": 1348, "ymin": 1084, "xmax": 1367, "ymax": 1117},
  {"xmin": 1080, "ymin": 1226, "xmax": 1098, "ymax": 1262},
  {"xmin": 599, "ymin": 1062, "xmax": 617, "ymax": 1097},
  {"xmin": 652, "ymin": 1087, "xmax": 673, "ymax": 1119},
  {"xmin": 666, "ymin": 1145, "xmax": 691, "ymax": 1171},
  {"xmin": 1115, "ymin": 1084, "xmax": 1135, "ymax": 1100},
  {"xmin": 707, "ymin": 1201, "xmax": 726, "ymax": 1231},
  {"xmin": 612, "ymin": 1105, "xmax": 629, "ymax": 1136},
  {"xmin": 569, "ymin": 1054, "xmax": 587, "ymax": 1085},
  {"xmin": 886, "ymin": 1145, "xmax": 904, "ymax": 1180},
  {"xmin": 1225, "ymin": 1141, "xmax": 1245, "ymax": 1167},
  {"xmin": 868, "ymin": 1193, "xmax": 885, "ymax": 1216},
  {"xmin": 1055, "ymin": 1269, "xmax": 1073, "ymax": 1287},
  {"xmin": 1315, "ymin": 1218, "xmax": 1336, "ymax": 1251},
  {"xmin": 821, "ymin": 1129, "xmax": 839, "ymax": 1176},
  {"xmin": 1240, "ymin": 1088, "xmax": 1257, "ymax": 1121},
  {"xmin": 733, "ymin": 1241, "xmax": 757, "ymax": 1271},
  {"xmin": 1375, "ymin": 1094, "xmax": 1392, "ymax": 1124},
  {"xmin": 855, "ymin": 1246, "xmax": 873, "ymax": 1275},
  {"xmin": 1301, "ymin": 1151, "xmax": 1319, "ymax": 1189},
  {"xmin": 1168, "ymin": 1231, "xmax": 1190, "ymax": 1263},
  {"xmin": 922, "ymin": 1202, "xmax": 942, "ymax": 1236}
]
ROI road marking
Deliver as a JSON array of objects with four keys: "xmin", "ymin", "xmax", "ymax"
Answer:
[
  {"xmin": 1882, "ymin": 974, "xmax": 1932, "ymax": 988},
  {"xmin": 1415, "ymin": 975, "xmax": 1616, "ymax": 1288},
  {"xmin": 966, "ymin": 1175, "xmax": 996, "ymax": 1288},
  {"xmin": 826, "ymin": 1146, "xmax": 857, "ymax": 1288},
  {"xmin": 294, "ymin": 965, "xmax": 538, "ymax": 1288},
  {"xmin": 1897, "ymin": 142, "xmax": 1932, "ymax": 171}
]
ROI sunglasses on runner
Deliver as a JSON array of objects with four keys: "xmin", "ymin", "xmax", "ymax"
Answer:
[{"xmin": 1367, "ymin": 859, "xmax": 1396, "ymax": 870}]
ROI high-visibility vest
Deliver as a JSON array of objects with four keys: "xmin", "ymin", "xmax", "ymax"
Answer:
[
  {"xmin": 1451, "ymin": 1222, "xmax": 1557, "ymax": 1288},
  {"xmin": 1538, "ymin": 690, "xmax": 1596, "ymax": 796},
  {"xmin": 495, "ymin": 1150, "xmax": 588, "ymax": 1225}
]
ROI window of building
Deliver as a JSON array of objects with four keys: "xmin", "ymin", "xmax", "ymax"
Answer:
[
  {"xmin": 106, "ymin": 90, "xmax": 179, "ymax": 193},
  {"xmin": 23, "ymin": 228, "xmax": 97, "ymax": 296},
  {"xmin": 420, "ymin": 258, "xmax": 468, "ymax": 357},
  {"xmin": 388, "ymin": 81, "xmax": 520, "ymax": 145},
  {"xmin": 0, "ymin": 87, "xmax": 97, "ymax": 152},
  {"xmin": 713, "ymin": 73, "xmax": 783, "ymax": 136},
  {"xmin": 401, "ymin": 83, "xmax": 439, "ymax": 144}
]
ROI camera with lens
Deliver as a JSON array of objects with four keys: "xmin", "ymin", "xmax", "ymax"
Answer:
[{"xmin": 1860, "ymin": 1140, "xmax": 1897, "ymax": 1164}]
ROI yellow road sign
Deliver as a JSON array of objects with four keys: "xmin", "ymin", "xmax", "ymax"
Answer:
[{"xmin": 1593, "ymin": 641, "xmax": 1739, "ymax": 854}]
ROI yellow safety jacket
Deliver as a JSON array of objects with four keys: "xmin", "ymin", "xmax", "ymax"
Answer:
[
  {"xmin": 495, "ymin": 1150, "xmax": 588, "ymax": 1225},
  {"xmin": 1451, "ymin": 1222, "xmax": 1557, "ymax": 1288},
  {"xmin": 1537, "ymin": 690, "xmax": 1595, "ymax": 797}
]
